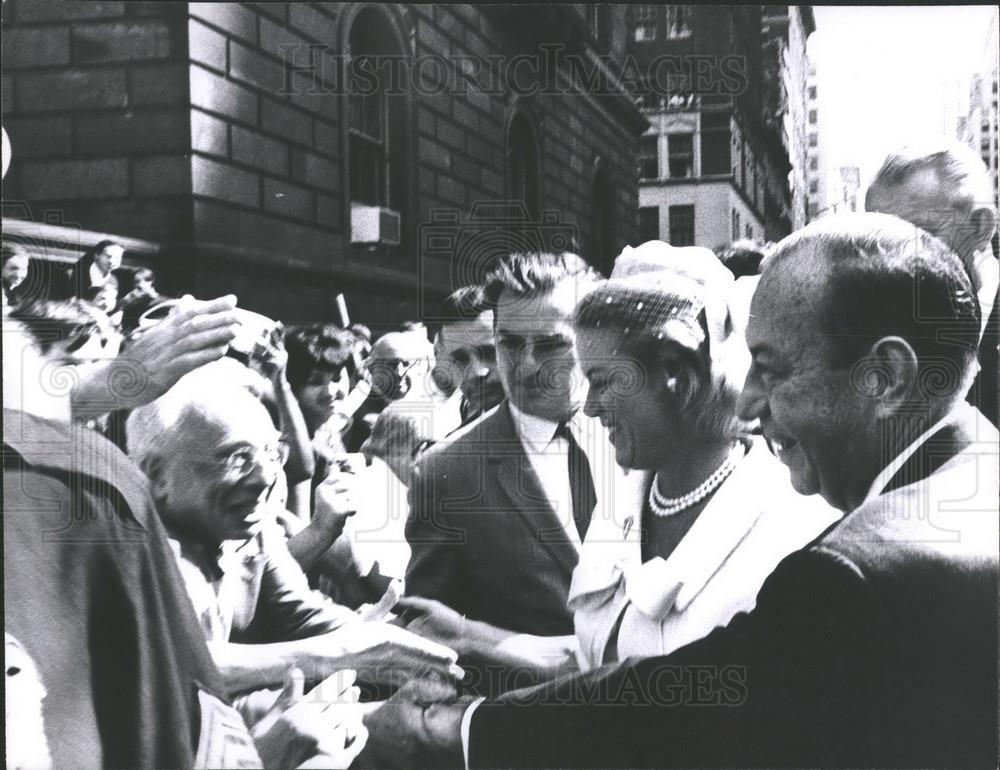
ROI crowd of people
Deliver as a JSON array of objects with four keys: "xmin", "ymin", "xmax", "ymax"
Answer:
[{"xmin": 4, "ymin": 138, "xmax": 998, "ymax": 770}]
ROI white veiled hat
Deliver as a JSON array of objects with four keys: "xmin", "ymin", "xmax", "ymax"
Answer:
[{"xmin": 596, "ymin": 240, "xmax": 746, "ymax": 373}]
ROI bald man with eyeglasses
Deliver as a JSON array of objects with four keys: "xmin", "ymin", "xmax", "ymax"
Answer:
[{"xmin": 126, "ymin": 372, "xmax": 463, "ymax": 723}]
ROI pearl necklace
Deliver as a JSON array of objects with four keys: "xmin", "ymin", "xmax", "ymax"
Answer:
[{"xmin": 649, "ymin": 442, "xmax": 746, "ymax": 517}]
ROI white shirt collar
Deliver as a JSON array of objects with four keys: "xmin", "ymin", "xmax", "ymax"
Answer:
[
  {"xmin": 508, "ymin": 400, "xmax": 562, "ymax": 450},
  {"xmin": 861, "ymin": 410, "xmax": 955, "ymax": 506}
]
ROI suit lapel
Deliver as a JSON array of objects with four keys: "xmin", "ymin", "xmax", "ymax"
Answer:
[{"xmin": 486, "ymin": 403, "xmax": 580, "ymax": 577}]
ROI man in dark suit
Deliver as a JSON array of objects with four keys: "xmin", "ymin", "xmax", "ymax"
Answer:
[
  {"xmin": 405, "ymin": 252, "xmax": 615, "ymax": 636},
  {"xmin": 866, "ymin": 140, "xmax": 998, "ymax": 427},
  {"xmin": 364, "ymin": 213, "xmax": 999, "ymax": 768}
]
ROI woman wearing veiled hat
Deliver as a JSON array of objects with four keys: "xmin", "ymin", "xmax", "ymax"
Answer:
[
  {"xmin": 396, "ymin": 241, "xmax": 839, "ymax": 681},
  {"xmin": 567, "ymin": 240, "xmax": 839, "ymax": 668}
]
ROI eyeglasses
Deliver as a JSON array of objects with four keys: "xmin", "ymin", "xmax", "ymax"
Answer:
[{"xmin": 192, "ymin": 440, "xmax": 290, "ymax": 479}]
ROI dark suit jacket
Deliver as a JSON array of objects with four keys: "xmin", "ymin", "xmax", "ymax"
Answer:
[
  {"xmin": 968, "ymin": 289, "xmax": 999, "ymax": 427},
  {"xmin": 470, "ymin": 405, "xmax": 999, "ymax": 768},
  {"xmin": 405, "ymin": 402, "xmax": 580, "ymax": 636}
]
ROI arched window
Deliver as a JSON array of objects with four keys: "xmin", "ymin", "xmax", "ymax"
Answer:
[
  {"xmin": 506, "ymin": 112, "xmax": 541, "ymax": 219},
  {"xmin": 347, "ymin": 7, "xmax": 410, "ymax": 252}
]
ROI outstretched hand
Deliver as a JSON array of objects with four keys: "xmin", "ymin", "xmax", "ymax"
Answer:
[
  {"xmin": 303, "ymin": 621, "xmax": 464, "ymax": 689},
  {"xmin": 253, "ymin": 666, "xmax": 368, "ymax": 770},
  {"xmin": 355, "ymin": 677, "xmax": 468, "ymax": 769},
  {"xmin": 74, "ymin": 295, "xmax": 240, "ymax": 413}
]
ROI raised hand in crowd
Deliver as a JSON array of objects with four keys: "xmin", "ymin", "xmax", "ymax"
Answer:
[
  {"xmin": 71, "ymin": 294, "xmax": 240, "ymax": 416},
  {"xmin": 286, "ymin": 463, "xmax": 360, "ymax": 570},
  {"xmin": 250, "ymin": 321, "xmax": 317, "ymax": 518}
]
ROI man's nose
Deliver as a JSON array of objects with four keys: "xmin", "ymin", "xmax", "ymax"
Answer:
[
  {"xmin": 736, "ymin": 375, "xmax": 766, "ymax": 423},
  {"xmin": 582, "ymin": 387, "xmax": 603, "ymax": 419}
]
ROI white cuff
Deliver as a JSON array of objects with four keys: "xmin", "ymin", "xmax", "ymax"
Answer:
[{"xmin": 460, "ymin": 696, "xmax": 487, "ymax": 769}]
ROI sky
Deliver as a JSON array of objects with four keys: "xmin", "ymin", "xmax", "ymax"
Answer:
[{"xmin": 809, "ymin": 5, "xmax": 998, "ymax": 194}]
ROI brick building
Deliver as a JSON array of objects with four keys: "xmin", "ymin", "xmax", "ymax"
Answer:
[
  {"xmin": 762, "ymin": 5, "xmax": 814, "ymax": 231},
  {"xmin": 803, "ymin": 62, "xmax": 828, "ymax": 220},
  {"xmin": 630, "ymin": 5, "xmax": 793, "ymax": 251},
  {"xmin": 1, "ymin": 2, "xmax": 646, "ymax": 326}
]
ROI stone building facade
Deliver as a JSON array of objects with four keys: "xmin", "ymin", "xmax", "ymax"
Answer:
[{"xmin": 2, "ymin": 1, "xmax": 646, "ymax": 326}]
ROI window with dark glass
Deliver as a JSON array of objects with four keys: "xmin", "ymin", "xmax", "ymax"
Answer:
[
  {"xmin": 348, "ymin": 8, "xmax": 406, "ymax": 215},
  {"xmin": 809, "ymin": 156, "xmax": 818, "ymax": 171},
  {"xmin": 507, "ymin": 113, "xmax": 541, "ymax": 218},
  {"xmin": 590, "ymin": 168, "xmax": 616, "ymax": 274},
  {"xmin": 808, "ymin": 85, "xmax": 817, "ymax": 100},
  {"xmin": 808, "ymin": 133, "xmax": 818, "ymax": 148},
  {"xmin": 808, "ymin": 109, "xmax": 817, "ymax": 124},
  {"xmin": 665, "ymin": 5, "xmax": 692, "ymax": 39},
  {"xmin": 809, "ymin": 180, "xmax": 818, "ymax": 194},
  {"xmin": 638, "ymin": 135, "xmax": 659, "ymax": 179},
  {"xmin": 639, "ymin": 206, "xmax": 659, "ymax": 241},
  {"xmin": 667, "ymin": 133, "xmax": 694, "ymax": 178},
  {"xmin": 700, "ymin": 112, "xmax": 731, "ymax": 175},
  {"xmin": 668, "ymin": 205, "xmax": 695, "ymax": 246}
]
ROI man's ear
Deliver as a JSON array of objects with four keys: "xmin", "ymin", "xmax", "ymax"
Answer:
[
  {"xmin": 970, "ymin": 205, "xmax": 998, "ymax": 250},
  {"xmin": 861, "ymin": 336, "xmax": 919, "ymax": 416},
  {"xmin": 141, "ymin": 454, "xmax": 169, "ymax": 504}
]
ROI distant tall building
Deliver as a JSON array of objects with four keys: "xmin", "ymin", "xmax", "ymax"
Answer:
[
  {"xmin": 960, "ymin": 10, "xmax": 999, "ymax": 210},
  {"xmin": 629, "ymin": 5, "xmax": 793, "ymax": 250},
  {"xmin": 762, "ymin": 5, "xmax": 816, "ymax": 231},
  {"xmin": 833, "ymin": 165, "xmax": 860, "ymax": 214},
  {"xmin": 803, "ymin": 63, "xmax": 827, "ymax": 220}
]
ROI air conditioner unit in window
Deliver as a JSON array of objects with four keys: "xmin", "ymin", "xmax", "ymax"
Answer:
[{"xmin": 351, "ymin": 204, "xmax": 401, "ymax": 246}]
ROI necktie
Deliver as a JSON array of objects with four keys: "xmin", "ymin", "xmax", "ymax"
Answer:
[{"xmin": 556, "ymin": 422, "xmax": 597, "ymax": 541}]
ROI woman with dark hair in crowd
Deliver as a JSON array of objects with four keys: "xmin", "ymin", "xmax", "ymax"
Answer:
[{"xmin": 67, "ymin": 239, "xmax": 124, "ymax": 299}]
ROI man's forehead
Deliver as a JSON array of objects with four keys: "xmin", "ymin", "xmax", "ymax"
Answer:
[
  {"xmin": 178, "ymin": 398, "xmax": 274, "ymax": 448},
  {"xmin": 749, "ymin": 247, "xmax": 828, "ymax": 348},
  {"xmin": 372, "ymin": 333, "xmax": 431, "ymax": 361},
  {"xmin": 495, "ymin": 284, "xmax": 581, "ymax": 331},
  {"xmin": 441, "ymin": 314, "xmax": 494, "ymax": 347}
]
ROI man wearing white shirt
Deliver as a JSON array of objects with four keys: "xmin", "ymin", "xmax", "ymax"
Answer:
[
  {"xmin": 404, "ymin": 252, "xmax": 610, "ymax": 637},
  {"xmin": 363, "ymin": 214, "xmax": 998, "ymax": 769}
]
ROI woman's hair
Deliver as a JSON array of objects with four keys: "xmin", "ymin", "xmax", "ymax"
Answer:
[
  {"xmin": 8, "ymin": 299, "xmax": 103, "ymax": 356},
  {"xmin": 574, "ymin": 281, "xmax": 750, "ymax": 443},
  {"xmin": 81, "ymin": 239, "xmax": 123, "ymax": 264},
  {"xmin": 284, "ymin": 323, "xmax": 360, "ymax": 391}
]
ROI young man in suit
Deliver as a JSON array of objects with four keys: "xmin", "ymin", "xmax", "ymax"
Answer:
[
  {"xmin": 364, "ymin": 213, "xmax": 999, "ymax": 769},
  {"xmin": 404, "ymin": 252, "xmax": 615, "ymax": 637}
]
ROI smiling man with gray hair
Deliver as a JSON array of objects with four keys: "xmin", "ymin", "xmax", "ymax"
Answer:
[{"xmin": 126, "ymin": 370, "xmax": 461, "ymax": 712}]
